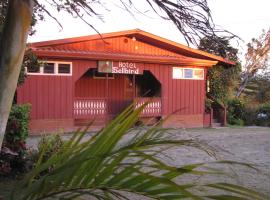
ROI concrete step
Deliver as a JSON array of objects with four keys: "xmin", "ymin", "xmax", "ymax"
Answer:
[
  {"xmin": 212, "ymin": 122, "xmax": 222, "ymax": 127},
  {"xmin": 213, "ymin": 118, "xmax": 219, "ymax": 123}
]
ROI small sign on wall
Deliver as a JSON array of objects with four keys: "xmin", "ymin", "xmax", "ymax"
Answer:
[
  {"xmin": 98, "ymin": 61, "xmax": 143, "ymax": 74},
  {"xmin": 98, "ymin": 61, "xmax": 113, "ymax": 73}
]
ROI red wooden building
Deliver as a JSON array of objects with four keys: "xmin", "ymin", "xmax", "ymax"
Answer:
[{"xmin": 17, "ymin": 29, "xmax": 234, "ymax": 133}]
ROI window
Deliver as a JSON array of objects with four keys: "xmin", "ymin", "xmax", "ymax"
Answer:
[
  {"xmin": 58, "ymin": 64, "xmax": 71, "ymax": 74},
  {"xmin": 26, "ymin": 61, "xmax": 72, "ymax": 76},
  {"xmin": 172, "ymin": 67, "xmax": 204, "ymax": 80},
  {"xmin": 27, "ymin": 65, "xmax": 40, "ymax": 73},
  {"xmin": 43, "ymin": 63, "xmax": 55, "ymax": 74}
]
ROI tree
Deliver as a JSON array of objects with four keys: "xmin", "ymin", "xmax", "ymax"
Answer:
[
  {"xmin": 243, "ymin": 74, "xmax": 270, "ymax": 104},
  {"xmin": 236, "ymin": 29, "xmax": 270, "ymax": 97},
  {"xmin": 0, "ymin": 0, "xmax": 42, "ymax": 86},
  {"xmin": 199, "ymin": 36, "xmax": 241, "ymax": 101},
  {"xmin": 0, "ymin": 0, "xmax": 235, "ymax": 148},
  {"xmin": 199, "ymin": 35, "xmax": 238, "ymax": 61}
]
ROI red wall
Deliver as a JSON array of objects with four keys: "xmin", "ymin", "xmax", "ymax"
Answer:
[
  {"xmin": 17, "ymin": 61, "xmax": 206, "ymax": 120},
  {"xmin": 17, "ymin": 75, "xmax": 73, "ymax": 120},
  {"xmin": 17, "ymin": 60, "xmax": 97, "ymax": 120},
  {"xmin": 141, "ymin": 64, "xmax": 206, "ymax": 116}
]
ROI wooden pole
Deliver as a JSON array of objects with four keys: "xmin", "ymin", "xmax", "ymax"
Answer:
[
  {"xmin": 106, "ymin": 73, "xmax": 109, "ymax": 124},
  {"xmin": 133, "ymin": 74, "xmax": 136, "ymax": 99}
]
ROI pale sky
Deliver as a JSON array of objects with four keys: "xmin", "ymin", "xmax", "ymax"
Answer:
[{"xmin": 29, "ymin": 0, "xmax": 270, "ymax": 57}]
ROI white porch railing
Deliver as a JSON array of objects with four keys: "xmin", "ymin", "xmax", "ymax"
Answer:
[
  {"xmin": 74, "ymin": 98, "xmax": 107, "ymax": 118},
  {"xmin": 74, "ymin": 97, "xmax": 162, "ymax": 119},
  {"xmin": 136, "ymin": 98, "xmax": 162, "ymax": 117}
]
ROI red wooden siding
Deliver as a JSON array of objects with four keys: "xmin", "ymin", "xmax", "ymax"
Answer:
[
  {"xmin": 17, "ymin": 60, "xmax": 98, "ymax": 120},
  {"xmin": 17, "ymin": 75, "xmax": 73, "ymax": 120},
  {"xmin": 45, "ymin": 37, "xmax": 185, "ymax": 58},
  {"xmin": 141, "ymin": 64, "xmax": 206, "ymax": 116}
]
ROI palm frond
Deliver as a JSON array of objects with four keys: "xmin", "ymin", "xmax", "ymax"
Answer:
[{"xmin": 10, "ymin": 103, "xmax": 269, "ymax": 200}]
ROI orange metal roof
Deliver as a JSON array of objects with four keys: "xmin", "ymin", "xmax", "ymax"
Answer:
[{"xmin": 31, "ymin": 29, "xmax": 234, "ymax": 65}]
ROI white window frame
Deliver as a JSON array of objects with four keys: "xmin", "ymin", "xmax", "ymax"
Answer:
[
  {"xmin": 26, "ymin": 61, "xmax": 72, "ymax": 76},
  {"xmin": 172, "ymin": 67, "xmax": 204, "ymax": 80}
]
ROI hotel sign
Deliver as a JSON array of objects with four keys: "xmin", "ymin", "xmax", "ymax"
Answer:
[{"xmin": 98, "ymin": 61, "xmax": 143, "ymax": 74}]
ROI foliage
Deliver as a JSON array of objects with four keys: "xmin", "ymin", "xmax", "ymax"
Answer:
[
  {"xmin": 199, "ymin": 36, "xmax": 238, "ymax": 61},
  {"xmin": 0, "ymin": 1, "xmax": 42, "ymax": 86},
  {"xmin": 243, "ymin": 75, "xmax": 270, "ymax": 104},
  {"xmin": 205, "ymin": 98, "xmax": 213, "ymax": 111},
  {"xmin": 38, "ymin": 134, "xmax": 64, "ymax": 164},
  {"xmin": 207, "ymin": 64, "xmax": 241, "ymax": 102},
  {"xmin": 9, "ymin": 104, "xmax": 269, "ymax": 200},
  {"xmin": 227, "ymin": 99, "xmax": 245, "ymax": 125},
  {"xmin": 0, "ymin": 0, "xmax": 44, "ymax": 37},
  {"xmin": 5, "ymin": 104, "xmax": 31, "ymax": 147},
  {"xmin": 0, "ymin": 104, "xmax": 31, "ymax": 175},
  {"xmin": 33, "ymin": 0, "xmax": 236, "ymax": 46},
  {"xmin": 243, "ymin": 105, "xmax": 259, "ymax": 126},
  {"xmin": 199, "ymin": 36, "xmax": 241, "ymax": 103},
  {"xmin": 18, "ymin": 49, "xmax": 40, "ymax": 85},
  {"xmin": 237, "ymin": 29, "xmax": 270, "ymax": 97}
]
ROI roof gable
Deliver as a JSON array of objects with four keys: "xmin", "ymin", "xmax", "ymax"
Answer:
[{"xmin": 31, "ymin": 29, "xmax": 234, "ymax": 65}]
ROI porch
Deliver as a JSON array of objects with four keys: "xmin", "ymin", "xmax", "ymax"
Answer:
[
  {"xmin": 73, "ymin": 68, "xmax": 162, "ymax": 123},
  {"xmin": 73, "ymin": 97, "xmax": 162, "ymax": 119}
]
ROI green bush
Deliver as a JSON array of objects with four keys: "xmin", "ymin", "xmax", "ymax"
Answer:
[
  {"xmin": 227, "ymin": 98, "xmax": 245, "ymax": 125},
  {"xmin": 0, "ymin": 104, "xmax": 31, "ymax": 176},
  {"xmin": 243, "ymin": 105, "xmax": 258, "ymax": 125},
  {"xmin": 38, "ymin": 134, "xmax": 64, "ymax": 163},
  {"xmin": 5, "ymin": 104, "xmax": 31, "ymax": 146}
]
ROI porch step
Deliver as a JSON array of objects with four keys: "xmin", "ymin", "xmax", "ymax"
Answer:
[
  {"xmin": 74, "ymin": 118, "xmax": 106, "ymax": 127},
  {"xmin": 212, "ymin": 122, "xmax": 222, "ymax": 127},
  {"xmin": 213, "ymin": 118, "xmax": 219, "ymax": 123}
]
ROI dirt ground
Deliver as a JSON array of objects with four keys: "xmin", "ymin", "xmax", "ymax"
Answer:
[{"xmin": 1, "ymin": 126, "xmax": 266, "ymax": 199}]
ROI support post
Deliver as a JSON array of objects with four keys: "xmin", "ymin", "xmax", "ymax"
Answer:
[
  {"xmin": 105, "ymin": 73, "xmax": 109, "ymax": 124},
  {"xmin": 210, "ymin": 108, "xmax": 213, "ymax": 128},
  {"xmin": 133, "ymin": 74, "xmax": 136, "ymax": 99},
  {"xmin": 223, "ymin": 107, "xmax": 227, "ymax": 126}
]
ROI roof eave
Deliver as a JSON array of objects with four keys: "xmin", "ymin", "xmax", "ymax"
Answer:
[{"xmin": 33, "ymin": 49, "xmax": 217, "ymax": 67}]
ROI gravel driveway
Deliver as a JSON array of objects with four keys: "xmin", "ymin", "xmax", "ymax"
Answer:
[{"xmin": 26, "ymin": 126, "xmax": 270, "ymax": 197}]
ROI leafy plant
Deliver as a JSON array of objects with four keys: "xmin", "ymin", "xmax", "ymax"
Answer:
[
  {"xmin": 9, "ymin": 103, "xmax": 269, "ymax": 200},
  {"xmin": 227, "ymin": 99, "xmax": 245, "ymax": 125},
  {"xmin": 243, "ymin": 105, "xmax": 259, "ymax": 125},
  {"xmin": 38, "ymin": 134, "xmax": 64, "ymax": 163},
  {"xmin": 0, "ymin": 104, "xmax": 31, "ymax": 175}
]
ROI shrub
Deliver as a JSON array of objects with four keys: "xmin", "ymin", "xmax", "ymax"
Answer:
[
  {"xmin": 5, "ymin": 104, "xmax": 31, "ymax": 147},
  {"xmin": 227, "ymin": 98, "xmax": 245, "ymax": 125},
  {"xmin": 243, "ymin": 105, "xmax": 259, "ymax": 125},
  {"xmin": 38, "ymin": 134, "xmax": 64, "ymax": 163},
  {"xmin": 0, "ymin": 104, "xmax": 31, "ymax": 176}
]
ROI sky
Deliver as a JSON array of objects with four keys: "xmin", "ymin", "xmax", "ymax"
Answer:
[{"xmin": 29, "ymin": 0, "xmax": 270, "ymax": 57}]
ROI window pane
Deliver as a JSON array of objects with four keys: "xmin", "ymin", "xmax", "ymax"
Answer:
[
  {"xmin": 44, "ymin": 63, "xmax": 55, "ymax": 74},
  {"xmin": 172, "ymin": 67, "xmax": 183, "ymax": 79},
  {"xmin": 194, "ymin": 69, "xmax": 204, "ymax": 79},
  {"xmin": 184, "ymin": 69, "xmax": 193, "ymax": 78},
  {"xmin": 58, "ymin": 64, "xmax": 70, "ymax": 74},
  {"xmin": 27, "ymin": 65, "xmax": 40, "ymax": 73}
]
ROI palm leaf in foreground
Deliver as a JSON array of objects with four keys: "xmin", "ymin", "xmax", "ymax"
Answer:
[{"xmin": 10, "ymin": 103, "xmax": 269, "ymax": 200}]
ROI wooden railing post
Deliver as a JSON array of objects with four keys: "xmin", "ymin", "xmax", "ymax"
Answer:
[
  {"xmin": 210, "ymin": 108, "xmax": 213, "ymax": 128},
  {"xmin": 223, "ymin": 107, "xmax": 227, "ymax": 126}
]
